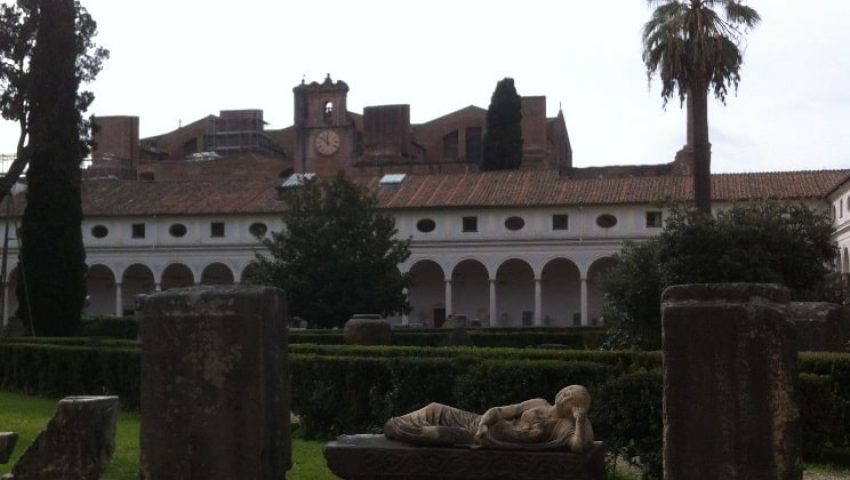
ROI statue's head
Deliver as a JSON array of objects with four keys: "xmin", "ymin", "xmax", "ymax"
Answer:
[{"xmin": 555, "ymin": 385, "xmax": 590, "ymax": 416}]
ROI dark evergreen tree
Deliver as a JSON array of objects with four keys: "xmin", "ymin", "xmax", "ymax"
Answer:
[
  {"xmin": 248, "ymin": 174, "xmax": 412, "ymax": 328},
  {"xmin": 481, "ymin": 78, "xmax": 523, "ymax": 171},
  {"xmin": 16, "ymin": 0, "xmax": 88, "ymax": 336}
]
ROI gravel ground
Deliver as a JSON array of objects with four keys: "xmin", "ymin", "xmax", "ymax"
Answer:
[{"xmin": 805, "ymin": 471, "xmax": 850, "ymax": 480}]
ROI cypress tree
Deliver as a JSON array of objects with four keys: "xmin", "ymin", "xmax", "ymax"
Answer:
[
  {"xmin": 16, "ymin": 0, "xmax": 87, "ymax": 336},
  {"xmin": 481, "ymin": 78, "xmax": 523, "ymax": 171}
]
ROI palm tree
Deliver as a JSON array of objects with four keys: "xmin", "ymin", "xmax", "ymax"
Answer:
[{"xmin": 643, "ymin": 0, "xmax": 760, "ymax": 214}]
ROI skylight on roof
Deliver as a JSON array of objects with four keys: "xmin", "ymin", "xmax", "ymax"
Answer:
[
  {"xmin": 281, "ymin": 173, "xmax": 316, "ymax": 188},
  {"xmin": 379, "ymin": 173, "xmax": 406, "ymax": 186}
]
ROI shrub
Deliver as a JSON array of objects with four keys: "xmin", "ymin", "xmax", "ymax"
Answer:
[
  {"xmin": 593, "ymin": 371, "xmax": 664, "ymax": 480},
  {"xmin": 77, "ymin": 315, "xmax": 139, "ymax": 339}
]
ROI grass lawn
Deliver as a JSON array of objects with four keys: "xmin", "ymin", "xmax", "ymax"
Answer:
[
  {"xmin": 1, "ymin": 390, "xmax": 847, "ymax": 479},
  {"xmin": 0, "ymin": 391, "xmax": 335, "ymax": 480}
]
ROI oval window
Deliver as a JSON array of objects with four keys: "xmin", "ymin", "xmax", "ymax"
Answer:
[
  {"xmin": 91, "ymin": 225, "xmax": 108, "ymax": 239},
  {"xmin": 249, "ymin": 222, "xmax": 268, "ymax": 237},
  {"xmin": 416, "ymin": 219, "xmax": 436, "ymax": 233},
  {"xmin": 169, "ymin": 224, "xmax": 187, "ymax": 238},
  {"xmin": 505, "ymin": 216, "xmax": 525, "ymax": 231},
  {"xmin": 596, "ymin": 214, "xmax": 618, "ymax": 229}
]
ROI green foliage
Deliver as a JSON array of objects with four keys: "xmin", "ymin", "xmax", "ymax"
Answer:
[
  {"xmin": 481, "ymin": 78, "xmax": 523, "ymax": 171},
  {"xmin": 76, "ymin": 315, "xmax": 139, "ymax": 339},
  {"xmin": 290, "ymin": 326, "xmax": 608, "ymax": 349},
  {"xmin": 593, "ymin": 371, "xmax": 664, "ymax": 480},
  {"xmin": 642, "ymin": 0, "xmax": 761, "ymax": 106},
  {"xmin": 604, "ymin": 202, "xmax": 838, "ymax": 349},
  {"xmin": 0, "ymin": 342, "xmax": 140, "ymax": 409},
  {"xmin": 799, "ymin": 373, "xmax": 844, "ymax": 457},
  {"xmin": 16, "ymin": 0, "xmax": 90, "ymax": 336},
  {"xmin": 249, "ymin": 174, "xmax": 412, "ymax": 328}
]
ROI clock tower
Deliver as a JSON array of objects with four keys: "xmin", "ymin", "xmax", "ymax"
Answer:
[{"xmin": 293, "ymin": 74, "xmax": 357, "ymax": 176}]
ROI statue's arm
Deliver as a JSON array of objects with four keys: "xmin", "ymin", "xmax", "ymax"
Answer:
[
  {"xmin": 479, "ymin": 398, "xmax": 548, "ymax": 427},
  {"xmin": 567, "ymin": 407, "xmax": 594, "ymax": 453}
]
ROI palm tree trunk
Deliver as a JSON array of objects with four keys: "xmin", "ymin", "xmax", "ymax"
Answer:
[{"xmin": 689, "ymin": 84, "xmax": 712, "ymax": 214}]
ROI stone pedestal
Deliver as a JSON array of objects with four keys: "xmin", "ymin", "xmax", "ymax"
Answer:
[
  {"xmin": 139, "ymin": 286, "xmax": 289, "ymax": 480},
  {"xmin": 323, "ymin": 434, "xmax": 606, "ymax": 480},
  {"xmin": 4, "ymin": 396, "xmax": 117, "ymax": 480},
  {"xmin": 0, "ymin": 433, "xmax": 17, "ymax": 464},
  {"xmin": 662, "ymin": 284, "xmax": 801, "ymax": 480}
]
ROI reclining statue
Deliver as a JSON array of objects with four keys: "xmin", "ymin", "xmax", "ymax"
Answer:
[{"xmin": 384, "ymin": 385, "xmax": 594, "ymax": 452}]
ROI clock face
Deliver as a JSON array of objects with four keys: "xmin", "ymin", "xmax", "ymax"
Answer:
[{"xmin": 314, "ymin": 129, "xmax": 341, "ymax": 156}]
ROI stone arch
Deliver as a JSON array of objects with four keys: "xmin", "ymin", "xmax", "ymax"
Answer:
[
  {"xmin": 86, "ymin": 264, "xmax": 117, "ymax": 316},
  {"xmin": 495, "ymin": 258, "xmax": 535, "ymax": 327},
  {"xmin": 201, "ymin": 262, "xmax": 235, "ymax": 286},
  {"xmin": 240, "ymin": 262, "xmax": 262, "ymax": 285},
  {"xmin": 587, "ymin": 256, "xmax": 619, "ymax": 325},
  {"xmin": 408, "ymin": 260, "xmax": 445, "ymax": 328},
  {"xmin": 451, "ymin": 259, "xmax": 490, "ymax": 325},
  {"xmin": 121, "ymin": 263, "xmax": 155, "ymax": 316},
  {"xmin": 541, "ymin": 257, "xmax": 582, "ymax": 326},
  {"xmin": 161, "ymin": 263, "xmax": 195, "ymax": 290}
]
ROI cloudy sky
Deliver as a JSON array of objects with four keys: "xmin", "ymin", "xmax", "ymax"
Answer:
[{"xmin": 0, "ymin": 0, "xmax": 848, "ymax": 173}]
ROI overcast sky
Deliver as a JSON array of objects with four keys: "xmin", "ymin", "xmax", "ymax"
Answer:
[{"xmin": 1, "ymin": 0, "xmax": 848, "ymax": 173}]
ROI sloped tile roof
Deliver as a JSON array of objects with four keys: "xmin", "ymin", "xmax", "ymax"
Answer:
[
  {"xmin": 1, "ymin": 169, "xmax": 846, "ymax": 217},
  {"xmin": 365, "ymin": 170, "xmax": 850, "ymax": 209}
]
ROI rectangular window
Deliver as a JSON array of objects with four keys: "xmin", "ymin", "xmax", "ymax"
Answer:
[
  {"xmin": 131, "ymin": 223, "xmax": 145, "ymax": 239},
  {"xmin": 646, "ymin": 211, "xmax": 663, "ymax": 228},
  {"xmin": 462, "ymin": 216, "xmax": 478, "ymax": 233},
  {"xmin": 442, "ymin": 131, "xmax": 459, "ymax": 160},
  {"xmin": 552, "ymin": 214, "xmax": 569, "ymax": 231},
  {"xmin": 465, "ymin": 127, "xmax": 482, "ymax": 164},
  {"xmin": 211, "ymin": 222, "xmax": 225, "ymax": 238}
]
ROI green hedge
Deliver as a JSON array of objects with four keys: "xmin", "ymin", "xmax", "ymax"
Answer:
[
  {"xmin": 1, "ymin": 339, "xmax": 847, "ymax": 476},
  {"xmin": 77, "ymin": 315, "xmax": 139, "ymax": 339},
  {"xmin": 0, "ymin": 343, "xmax": 140, "ymax": 409},
  {"xmin": 289, "ymin": 327, "xmax": 608, "ymax": 349}
]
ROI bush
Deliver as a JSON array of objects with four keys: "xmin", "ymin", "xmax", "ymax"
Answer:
[
  {"xmin": 77, "ymin": 315, "xmax": 139, "ymax": 339},
  {"xmin": 593, "ymin": 371, "xmax": 664, "ymax": 480}
]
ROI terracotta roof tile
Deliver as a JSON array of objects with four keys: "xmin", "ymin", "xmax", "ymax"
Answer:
[{"xmin": 1, "ymin": 169, "xmax": 846, "ymax": 217}]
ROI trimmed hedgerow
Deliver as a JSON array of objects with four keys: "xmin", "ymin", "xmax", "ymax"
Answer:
[
  {"xmin": 0, "ymin": 342, "xmax": 140, "ymax": 409},
  {"xmin": 289, "ymin": 327, "xmax": 609, "ymax": 349},
  {"xmin": 289, "ymin": 354, "xmax": 463, "ymax": 439},
  {"xmin": 77, "ymin": 315, "xmax": 139, "ymax": 339}
]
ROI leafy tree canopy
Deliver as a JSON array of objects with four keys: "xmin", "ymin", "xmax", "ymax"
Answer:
[
  {"xmin": 481, "ymin": 77, "xmax": 522, "ymax": 171},
  {"xmin": 249, "ymin": 175, "xmax": 412, "ymax": 328},
  {"xmin": 604, "ymin": 201, "xmax": 837, "ymax": 349},
  {"xmin": 0, "ymin": 0, "xmax": 108, "ymax": 201}
]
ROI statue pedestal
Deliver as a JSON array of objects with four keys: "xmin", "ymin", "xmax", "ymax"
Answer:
[{"xmin": 323, "ymin": 434, "xmax": 605, "ymax": 480}]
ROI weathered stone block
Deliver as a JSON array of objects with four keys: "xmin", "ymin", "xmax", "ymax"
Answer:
[
  {"xmin": 343, "ymin": 314, "xmax": 391, "ymax": 345},
  {"xmin": 4, "ymin": 396, "xmax": 117, "ymax": 480},
  {"xmin": 789, "ymin": 302, "xmax": 849, "ymax": 352},
  {"xmin": 0, "ymin": 432, "xmax": 17, "ymax": 464},
  {"xmin": 662, "ymin": 283, "xmax": 801, "ymax": 480},
  {"xmin": 139, "ymin": 286, "xmax": 290, "ymax": 480},
  {"xmin": 323, "ymin": 434, "xmax": 605, "ymax": 480}
]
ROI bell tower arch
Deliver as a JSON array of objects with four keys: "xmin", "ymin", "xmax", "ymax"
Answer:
[{"xmin": 293, "ymin": 74, "xmax": 356, "ymax": 175}]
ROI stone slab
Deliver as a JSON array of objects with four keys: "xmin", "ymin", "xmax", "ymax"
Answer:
[
  {"xmin": 5, "ymin": 396, "xmax": 117, "ymax": 480},
  {"xmin": 139, "ymin": 286, "xmax": 290, "ymax": 480},
  {"xmin": 0, "ymin": 432, "xmax": 17, "ymax": 464},
  {"xmin": 323, "ymin": 434, "xmax": 606, "ymax": 480},
  {"xmin": 789, "ymin": 302, "xmax": 849, "ymax": 352}
]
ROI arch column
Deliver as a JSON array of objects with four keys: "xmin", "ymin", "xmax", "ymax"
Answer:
[
  {"xmin": 489, "ymin": 279, "xmax": 497, "ymax": 327},
  {"xmin": 401, "ymin": 288, "xmax": 409, "ymax": 325},
  {"xmin": 115, "ymin": 283, "xmax": 123, "ymax": 317},
  {"xmin": 534, "ymin": 278, "xmax": 543, "ymax": 326},
  {"xmin": 580, "ymin": 277, "xmax": 588, "ymax": 326},
  {"xmin": 445, "ymin": 280, "xmax": 453, "ymax": 317}
]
